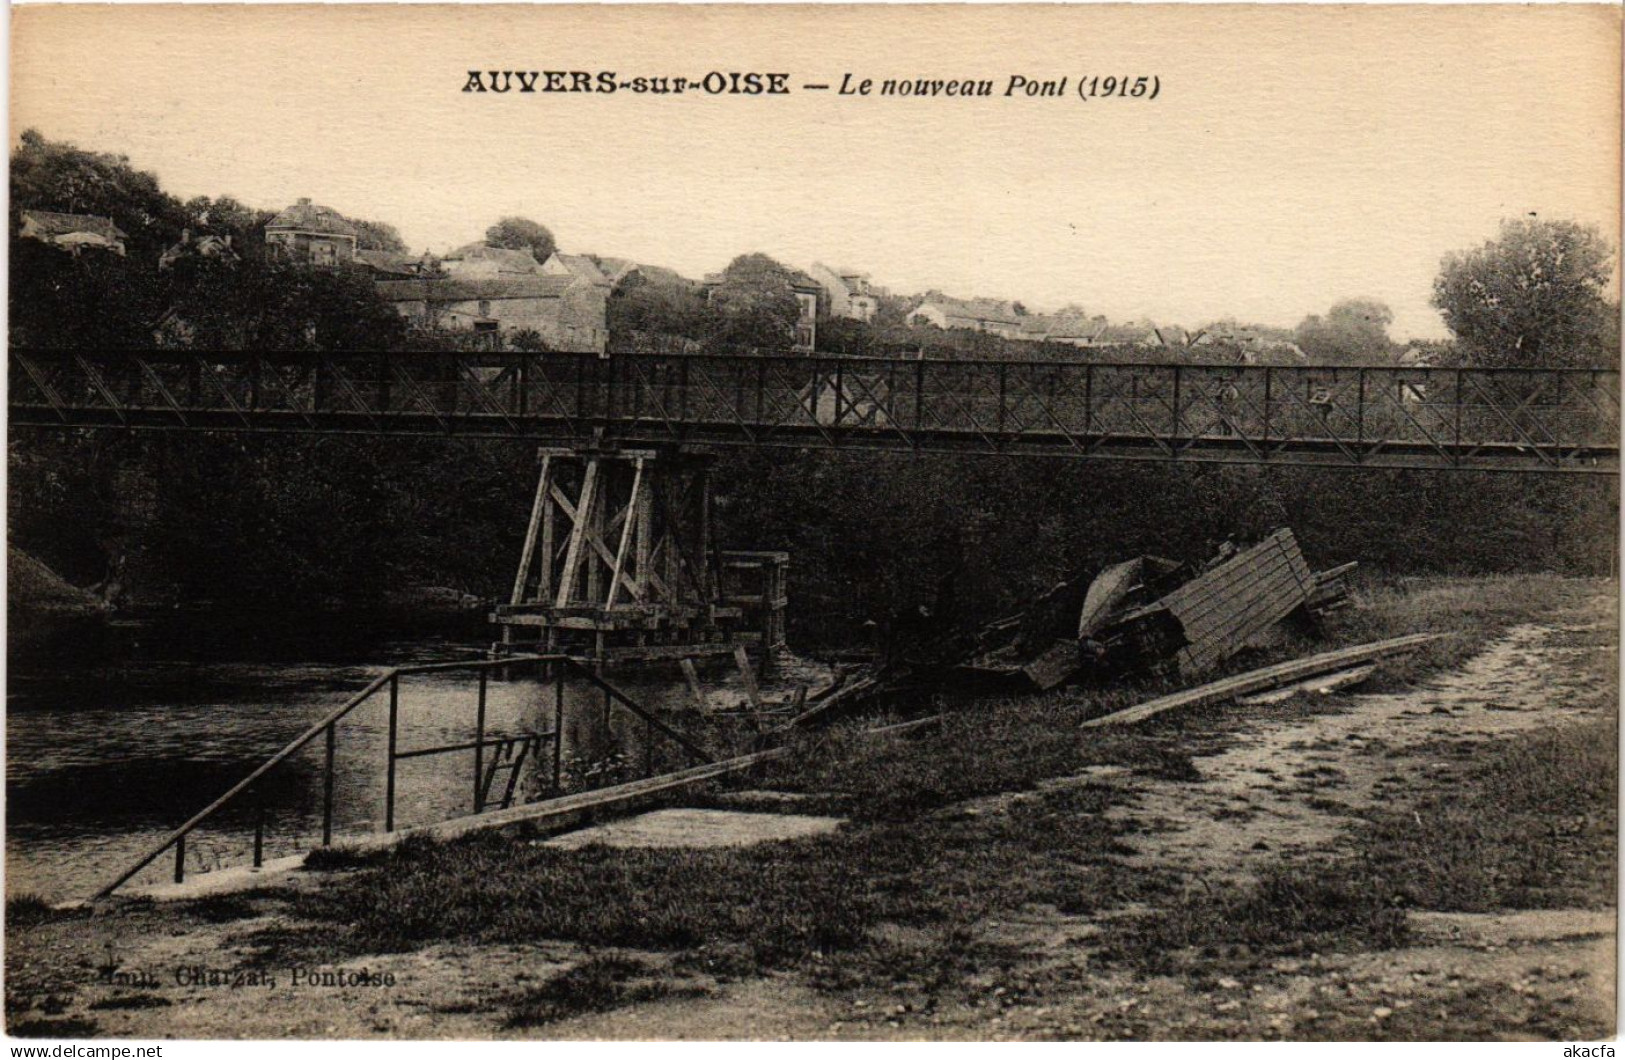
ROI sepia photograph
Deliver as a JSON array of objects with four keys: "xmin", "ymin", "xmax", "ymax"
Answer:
[{"xmin": 3, "ymin": 2, "xmax": 1621, "ymax": 1043}]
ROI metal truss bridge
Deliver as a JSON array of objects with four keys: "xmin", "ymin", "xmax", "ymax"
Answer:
[{"xmin": 9, "ymin": 349, "xmax": 1619, "ymax": 474}]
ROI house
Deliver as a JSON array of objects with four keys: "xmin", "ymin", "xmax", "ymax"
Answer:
[
  {"xmin": 540, "ymin": 252, "xmax": 613, "ymax": 286},
  {"xmin": 1152, "ymin": 325, "xmax": 1190, "ymax": 348},
  {"xmin": 18, "ymin": 210, "xmax": 127, "ymax": 255},
  {"xmin": 1092, "ymin": 322, "xmax": 1160, "ymax": 347},
  {"xmin": 908, "ymin": 296, "xmax": 1024, "ymax": 337},
  {"xmin": 1011, "ymin": 312, "xmax": 1107, "ymax": 348},
  {"xmin": 806, "ymin": 263, "xmax": 881, "ymax": 322},
  {"xmin": 158, "ymin": 229, "xmax": 239, "ymax": 271},
  {"xmin": 265, "ymin": 198, "xmax": 357, "ymax": 267},
  {"xmin": 541, "ymin": 252, "xmax": 700, "ymax": 293},
  {"xmin": 442, "ymin": 242, "xmax": 543, "ymax": 278},
  {"xmin": 374, "ymin": 274, "xmax": 608, "ymax": 353},
  {"xmin": 1192, "ymin": 324, "xmax": 1308, "ymax": 364},
  {"xmin": 353, "ymin": 249, "xmax": 424, "ymax": 278},
  {"xmin": 614, "ymin": 263, "xmax": 695, "ymax": 290},
  {"xmin": 787, "ymin": 270, "xmax": 822, "ymax": 352}
]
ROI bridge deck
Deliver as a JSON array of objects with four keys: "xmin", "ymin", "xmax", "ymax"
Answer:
[{"xmin": 9, "ymin": 350, "xmax": 1619, "ymax": 473}]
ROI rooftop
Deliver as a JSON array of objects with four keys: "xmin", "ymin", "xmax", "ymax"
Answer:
[
  {"xmin": 375, "ymin": 275, "xmax": 577, "ymax": 302},
  {"xmin": 19, "ymin": 209, "xmax": 127, "ymax": 241},
  {"xmin": 266, "ymin": 198, "xmax": 357, "ymax": 238},
  {"xmin": 445, "ymin": 242, "xmax": 542, "ymax": 274}
]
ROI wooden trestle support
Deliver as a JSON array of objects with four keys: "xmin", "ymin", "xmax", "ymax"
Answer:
[{"xmin": 491, "ymin": 444, "xmax": 788, "ymax": 676}]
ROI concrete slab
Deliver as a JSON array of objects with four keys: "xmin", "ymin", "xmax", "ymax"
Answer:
[{"xmin": 540, "ymin": 808, "xmax": 844, "ymax": 850}]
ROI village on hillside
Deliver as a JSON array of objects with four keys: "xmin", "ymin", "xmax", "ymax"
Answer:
[{"xmin": 12, "ymin": 132, "xmax": 1433, "ymax": 369}]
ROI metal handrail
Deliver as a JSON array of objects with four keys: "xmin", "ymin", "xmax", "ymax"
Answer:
[{"xmin": 91, "ymin": 652, "xmax": 712, "ymax": 900}]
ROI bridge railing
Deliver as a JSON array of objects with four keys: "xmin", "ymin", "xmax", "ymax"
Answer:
[
  {"xmin": 91, "ymin": 653, "xmax": 712, "ymax": 900},
  {"xmin": 11, "ymin": 349, "xmax": 1618, "ymax": 470}
]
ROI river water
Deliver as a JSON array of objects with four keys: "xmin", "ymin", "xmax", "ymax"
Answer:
[{"xmin": 7, "ymin": 614, "xmax": 785, "ymax": 902}]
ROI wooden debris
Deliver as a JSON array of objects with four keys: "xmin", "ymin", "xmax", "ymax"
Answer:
[
  {"xmin": 679, "ymin": 657, "xmax": 708, "ymax": 710},
  {"xmin": 1079, "ymin": 633, "xmax": 1441, "ymax": 729},
  {"xmin": 1099, "ymin": 529, "xmax": 1314, "ymax": 677},
  {"xmin": 1077, "ymin": 558, "xmax": 1145, "ymax": 639},
  {"xmin": 1022, "ymin": 640, "xmax": 1083, "ymax": 691},
  {"xmin": 733, "ymin": 645, "xmax": 764, "ymax": 711},
  {"xmin": 1306, "ymin": 561, "xmax": 1359, "ymax": 616},
  {"xmin": 1236, "ymin": 662, "xmax": 1377, "ymax": 706},
  {"xmin": 793, "ymin": 528, "xmax": 1372, "ymax": 727}
]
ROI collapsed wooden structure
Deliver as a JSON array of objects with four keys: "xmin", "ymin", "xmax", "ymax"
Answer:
[
  {"xmin": 1099, "ymin": 528, "xmax": 1315, "ymax": 678},
  {"xmin": 788, "ymin": 527, "xmax": 1368, "ymax": 726}
]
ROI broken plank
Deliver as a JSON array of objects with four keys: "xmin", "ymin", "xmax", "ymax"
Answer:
[
  {"xmin": 1022, "ymin": 639, "xmax": 1083, "ymax": 691},
  {"xmin": 1080, "ymin": 633, "xmax": 1442, "ymax": 729},
  {"xmin": 733, "ymin": 644, "xmax": 764, "ymax": 711},
  {"xmin": 679, "ymin": 657, "xmax": 708, "ymax": 710},
  {"xmin": 1236, "ymin": 663, "xmax": 1378, "ymax": 706}
]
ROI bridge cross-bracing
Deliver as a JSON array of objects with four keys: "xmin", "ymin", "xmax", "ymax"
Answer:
[{"xmin": 9, "ymin": 349, "xmax": 1618, "ymax": 474}]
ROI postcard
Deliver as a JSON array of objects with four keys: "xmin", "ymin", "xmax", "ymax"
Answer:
[{"xmin": 6, "ymin": 3, "xmax": 1620, "ymax": 1044}]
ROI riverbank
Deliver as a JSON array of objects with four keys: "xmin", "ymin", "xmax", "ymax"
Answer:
[{"xmin": 5, "ymin": 575, "xmax": 1616, "ymax": 1040}]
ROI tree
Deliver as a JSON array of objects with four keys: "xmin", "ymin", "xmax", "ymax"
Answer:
[
  {"xmin": 817, "ymin": 317, "xmax": 877, "ymax": 356},
  {"xmin": 484, "ymin": 216, "xmax": 557, "ymax": 262},
  {"xmin": 705, "ymin": 253, "xmax": 802, "ymax": 353},
  {"xmin": 162, "ymin": 257, "xmax": 406, "ymax": 350},
  {"xmin": 606, "ymin": 276, "xmax": 709, "ymax": 345},
  {"xmin": 349, "ymin": 217, "xmax": 408, "ymax": 254},
  {"xmin": 1432, "ymin": 218, "xmax": 1618, "ymax": 368},
  {"xmin": 11, "ymin": 128, "xmax": 188, "ymax": 260},
  {"xmin": 9, "ymin": 236, "xmax": 165, "ymax": 348},
  {"xmin": 178, "ymin": 195, "xmax": 277, "ymax": 258},
  {"xmin": 1295, "ymin": 298, "xmax": 1396, "ymax": 365}
]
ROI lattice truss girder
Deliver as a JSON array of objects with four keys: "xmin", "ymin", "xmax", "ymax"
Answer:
[{"xmin": 9, "ymin": 350, "xmax": 1619, "ymax": 472}]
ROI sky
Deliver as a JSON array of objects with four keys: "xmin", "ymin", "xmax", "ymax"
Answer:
[{"xmin": 10, "ymin": 4, "xmax": 1622, "ymax": 340}]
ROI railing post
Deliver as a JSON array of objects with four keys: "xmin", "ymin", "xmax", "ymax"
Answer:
[
  {"xmin": 644, "ymin": 715, "xmax": 654, "ymax": 778},
  {"xmin": 575, "ymin": 355, "xmax": 587, "ymax": 425},
  {"xmin": 474, "ymin": 669, "xmax": 488, "ymax": 814},
  {"xmin": 834, "ymin": 361, "xmax": 845, "ymax": 428},
  {"xmin": 1262, "ymin": 367, "xmax": 1273, "ymax": 442},
  {"xmin": 914, "ymin": 359, "xmax": 926, "ymax": 433},
  {"xmin": 553, "ymin": 664, "xmax": 565, "ymax": 791},
  {"xmin": 756, "ymin": 358, "xmax": 767, "ymax": 427},
  {"xmin": 1454, "ymin": 369, "xmax": 1464, "ymax": 456},
  {"xmin": 253, "ymin": 800, "xmax": 265, "ymax": 869},
  {"xmin": 385, "ymin": 673, "xmax": 399, "ymax": 833},
  {"xmin": 1171, "ymin": 365, "xmax": 1182, "ymax": 448},
  {"xmin": 322, "ymin": 723, "xmax": 335, "ymax": 846},
  {"xmin": 1084, "ymin": 364, "xmax": 1094, "ymax": 439},
  {"xmin": 997, "ymin": 363, "xmax": 1007, "ymax": 437},
  {"xmin": 174, "ymin": 834, "xmax": 186, "ymax": 885},
  {"xmin": 680, "ymin": 357, "xmax": 690, "ymax": 426},
  {"xmin": 1356, "ymin": 368, "xmax": 1366, "ymax": 449}
]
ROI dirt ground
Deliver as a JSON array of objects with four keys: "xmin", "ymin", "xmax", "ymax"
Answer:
[{"xmin": 6, "ymin": 589, "xmax": 1616, "ymax": 1041}]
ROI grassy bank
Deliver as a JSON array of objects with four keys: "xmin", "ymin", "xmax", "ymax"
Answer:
[
  {"xmin": 6, "ymin": 574, "xmax": 1612, "ymax": 1037},
  {"xmin": 230, "ymin": 574, "xmax": 1613, "ymax": 1027},
  {"xmin": 1098, "ymin": 716, "xmax": 1618, "ymax": 974}
]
